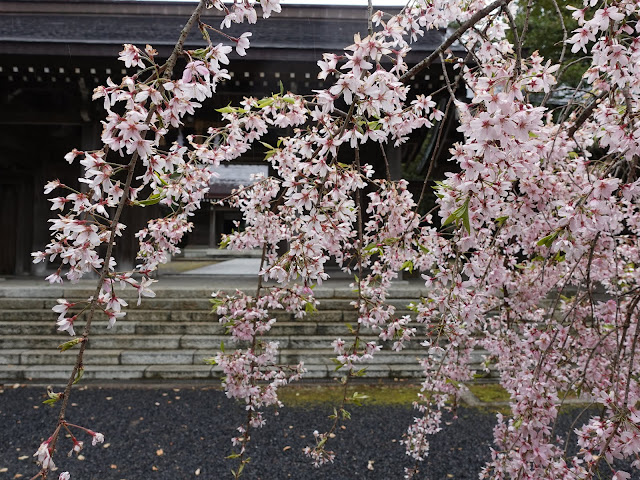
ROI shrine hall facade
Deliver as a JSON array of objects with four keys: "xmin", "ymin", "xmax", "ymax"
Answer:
[{"xmin": 0, "ymin": 0, "xmax": 463, "ymax": 276}]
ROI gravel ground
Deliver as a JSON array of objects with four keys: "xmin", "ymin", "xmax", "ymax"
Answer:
[
  {"xmin": 0, "ymin": 385, "xmax": 622, "ymax": 480},
  {"xmin": 1, "ymin": 385, "xmax": 496, "ymax": 480}
]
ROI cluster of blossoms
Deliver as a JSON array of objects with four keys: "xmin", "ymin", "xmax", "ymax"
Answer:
[
  {"xmin": 212, "ymin": 0, "xmax": 640, "ymax": 478},
  {"xmin": 34, "ymin": 0, "xmax": 640, "ymax": 478},
  {"xmin": 33, "ymin": 0, "xmax": 282, "ymax": 336},
  {"xmin": 31, "ymin": 1, "xmax": 294, "ymax": 477},
  {"xmin": 209, "ymin": 286, "xmax": 313, "ymax": 464},
  {"xmin": 33, "ymin": 421, "xmax": 104, "ymax": 479}
]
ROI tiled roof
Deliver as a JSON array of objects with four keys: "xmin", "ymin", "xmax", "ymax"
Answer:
[{"xmin": 0, "ymin": 1, "xmax": 456, "ymax": 60}]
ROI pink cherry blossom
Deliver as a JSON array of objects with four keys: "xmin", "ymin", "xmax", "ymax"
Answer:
[{"xmin": 234, "ymin": 32, "xmax": 252, "ymax": 57}]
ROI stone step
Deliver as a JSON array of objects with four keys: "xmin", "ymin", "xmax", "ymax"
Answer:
[
  {"xmin": 3, "ymin": 347, "xmax": 487, "ymax": 367},
  {"xmin": 0, "ymin": 308, "xmax": 416, "ymax": 323},
  {"xmin": 1, "ymin": 349, "xmax": 123, "ymax": 366},
  {"xmin": 177, "ymin": 334, "xmax": 390, "ymax": 350},
  {"xmin": 0, "ymin": 334, "xmax": 366, "ymax": 350},
  {"xmin": 0, "ymin": 295, "xmax": 417, "ymax": 312},
  {"xmin": 0, "ymin": 364, "xmax": 219, "ymax": 382},
  {"xmin": 1, "ymin": 327, "xmax": 480, "ymax": 354},
  {"xmin": 0, "ymin": 361, "xmax": 432, "ymax": 382},
  {"xmin": 0, "ymin": 319, "xmax": 428, "ymax": 337},
  {"xmin": 0, "ymin": 284, "xmax": 426, "ymax": 301},
  {"xmin": 0, "ymin": 283, "xmax": 454, "ymax": 384},
  {"xmin": 0, "ymin": 335, "xmax": 183, "ymax": 350},
  {"xmin": 0, "ymin": 358, "xmax": 492, "ymax": 382}
]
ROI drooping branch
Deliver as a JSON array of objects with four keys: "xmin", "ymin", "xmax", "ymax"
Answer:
[
  {"xmin": 45, "ymin": 0, "xmax": 208, "ymax": 470},
  {"xmin": 541, "ymin": 0, "xmax": 568, "ymax": 107}
]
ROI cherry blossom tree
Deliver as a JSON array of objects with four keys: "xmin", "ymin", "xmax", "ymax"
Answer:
[{"xmin": 30, "ymin": 0, "xmax": 640, "ymax": 478}]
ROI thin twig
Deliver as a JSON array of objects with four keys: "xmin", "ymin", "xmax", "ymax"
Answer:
[
  {"xmin": 379, "ymin": 143, "xmax": 392, "ymax": 181},
  {"xmin": 518, "ymin": 0, "xmax": 534, "ymax": 48},
  {"xmin": 541, "ymin": 0, "xmax": 568, "ymax": 107},
  {"xmin": 502, "ymin": 6, "xmax": 522, "ymax": 79}
]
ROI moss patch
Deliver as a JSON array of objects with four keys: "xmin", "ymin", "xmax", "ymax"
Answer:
[
  {"xmin": 466, "ymin": 383, "xmax": 511, "ymax": 403},
  {"xmin": 278, "ymin": 383, "xmax": 421, "ymax": 407}
]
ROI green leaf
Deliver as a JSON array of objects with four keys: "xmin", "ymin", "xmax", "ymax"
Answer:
[
  {"xmin": 553, "ymin": 252, "xmax": 566, "ymax": 262},
  {"xmin": 259, "ymin": 141, "xmax": 274, "ymax": 150},
  {"xmin": 257, "ymin": 98, "xmax": 274, "ymax": 108},
  {"xmin": 304, "ymin": 302, "xmax": 317, "ymax": 314},
  {"xmin": 537, "ymin": 230, "xmax": 559, "ymax": 248},
  {"xmin": 461, "ymin": 200, "xmax": 471, "ymax": 233},
  {"xmin": 58, "ymin": 337, "xmax": 82, "ymax": 352},
  {"xmin": 350, "ymin": 391, "xmax": 369, "ymax": 406},
  {"xmin": 331, "ymin": 358, "xmax": 344, "ymax": 371},
  {"xmin": 363, "ymin": 243, "xmax": 382, "ymax": 254},
  {"xmin": 216, "ymin": 104, "xmax": 237, "ymax": 114},
  {"xmin": 135, "ymin": 193, "xmax": 165, "ymax": 207},
  {"xmin": 190, "ymin": 48, "xmax": 209, "ymax": 59},
  {"xmin": 154, "ymin": 172, "xmax": 168, "ymax": 186},
  {"xmin": 210, "ymin": 297, "xmax": 224, "ymax": 310},
  {"xmin": 443, "ymin": 196, "xmax": 471, "ymax": 233},
  {"xmin": 418, "ymin": 244, "xmax": 430, "ymax": 255},
  {"xmin": 401, "ymin": 260, "xmax": 414, "ymax": 273},
  {"xmin": 282, "ymin": 96, "xmax": 296, "ymax": 104},
  {"xmin": 495, "ymin": 215, "xmax": 509, "ymax": 226},
  {"xmin": 443, "ymin": 212, "xmax": 456, "ymax": 226},
  {"xmin": 73, "ymin": 367, "xmax": 84, "ymax": 385},
  {"xmin": 43, "ymin": 389, "xmax": 62, "ymax": 407},
  {"xmin": 513, "ymin": 417, "xmax": 523, "ymax": 429}
]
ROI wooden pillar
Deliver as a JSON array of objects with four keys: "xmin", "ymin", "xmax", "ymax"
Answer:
[{"xmin": 209, "ymin": 204, "xmax": 217, "ymax": 248}]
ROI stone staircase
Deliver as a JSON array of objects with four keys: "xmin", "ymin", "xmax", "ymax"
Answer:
[{"xmin": 0, "ymin": 280, "xmax": 488, "ymax": 383}]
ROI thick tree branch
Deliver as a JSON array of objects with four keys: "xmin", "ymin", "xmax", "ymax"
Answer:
[
  {"xmin": 399, "ymin": 0, "xmax": 510, "ymax": 84},
  {"xmin": 567, "ymin": 91, "xmax": 608, "ymax": 138}
]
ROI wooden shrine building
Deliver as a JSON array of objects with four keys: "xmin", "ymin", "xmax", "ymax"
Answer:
[{"xmin": 0, "ymin": 0, "xmax": 462, "ymax": 275}]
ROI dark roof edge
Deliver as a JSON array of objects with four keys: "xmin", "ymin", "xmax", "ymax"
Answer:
[{"xmin": 0, "ymin": 1, "xmax": 387, "ymax": 20}]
